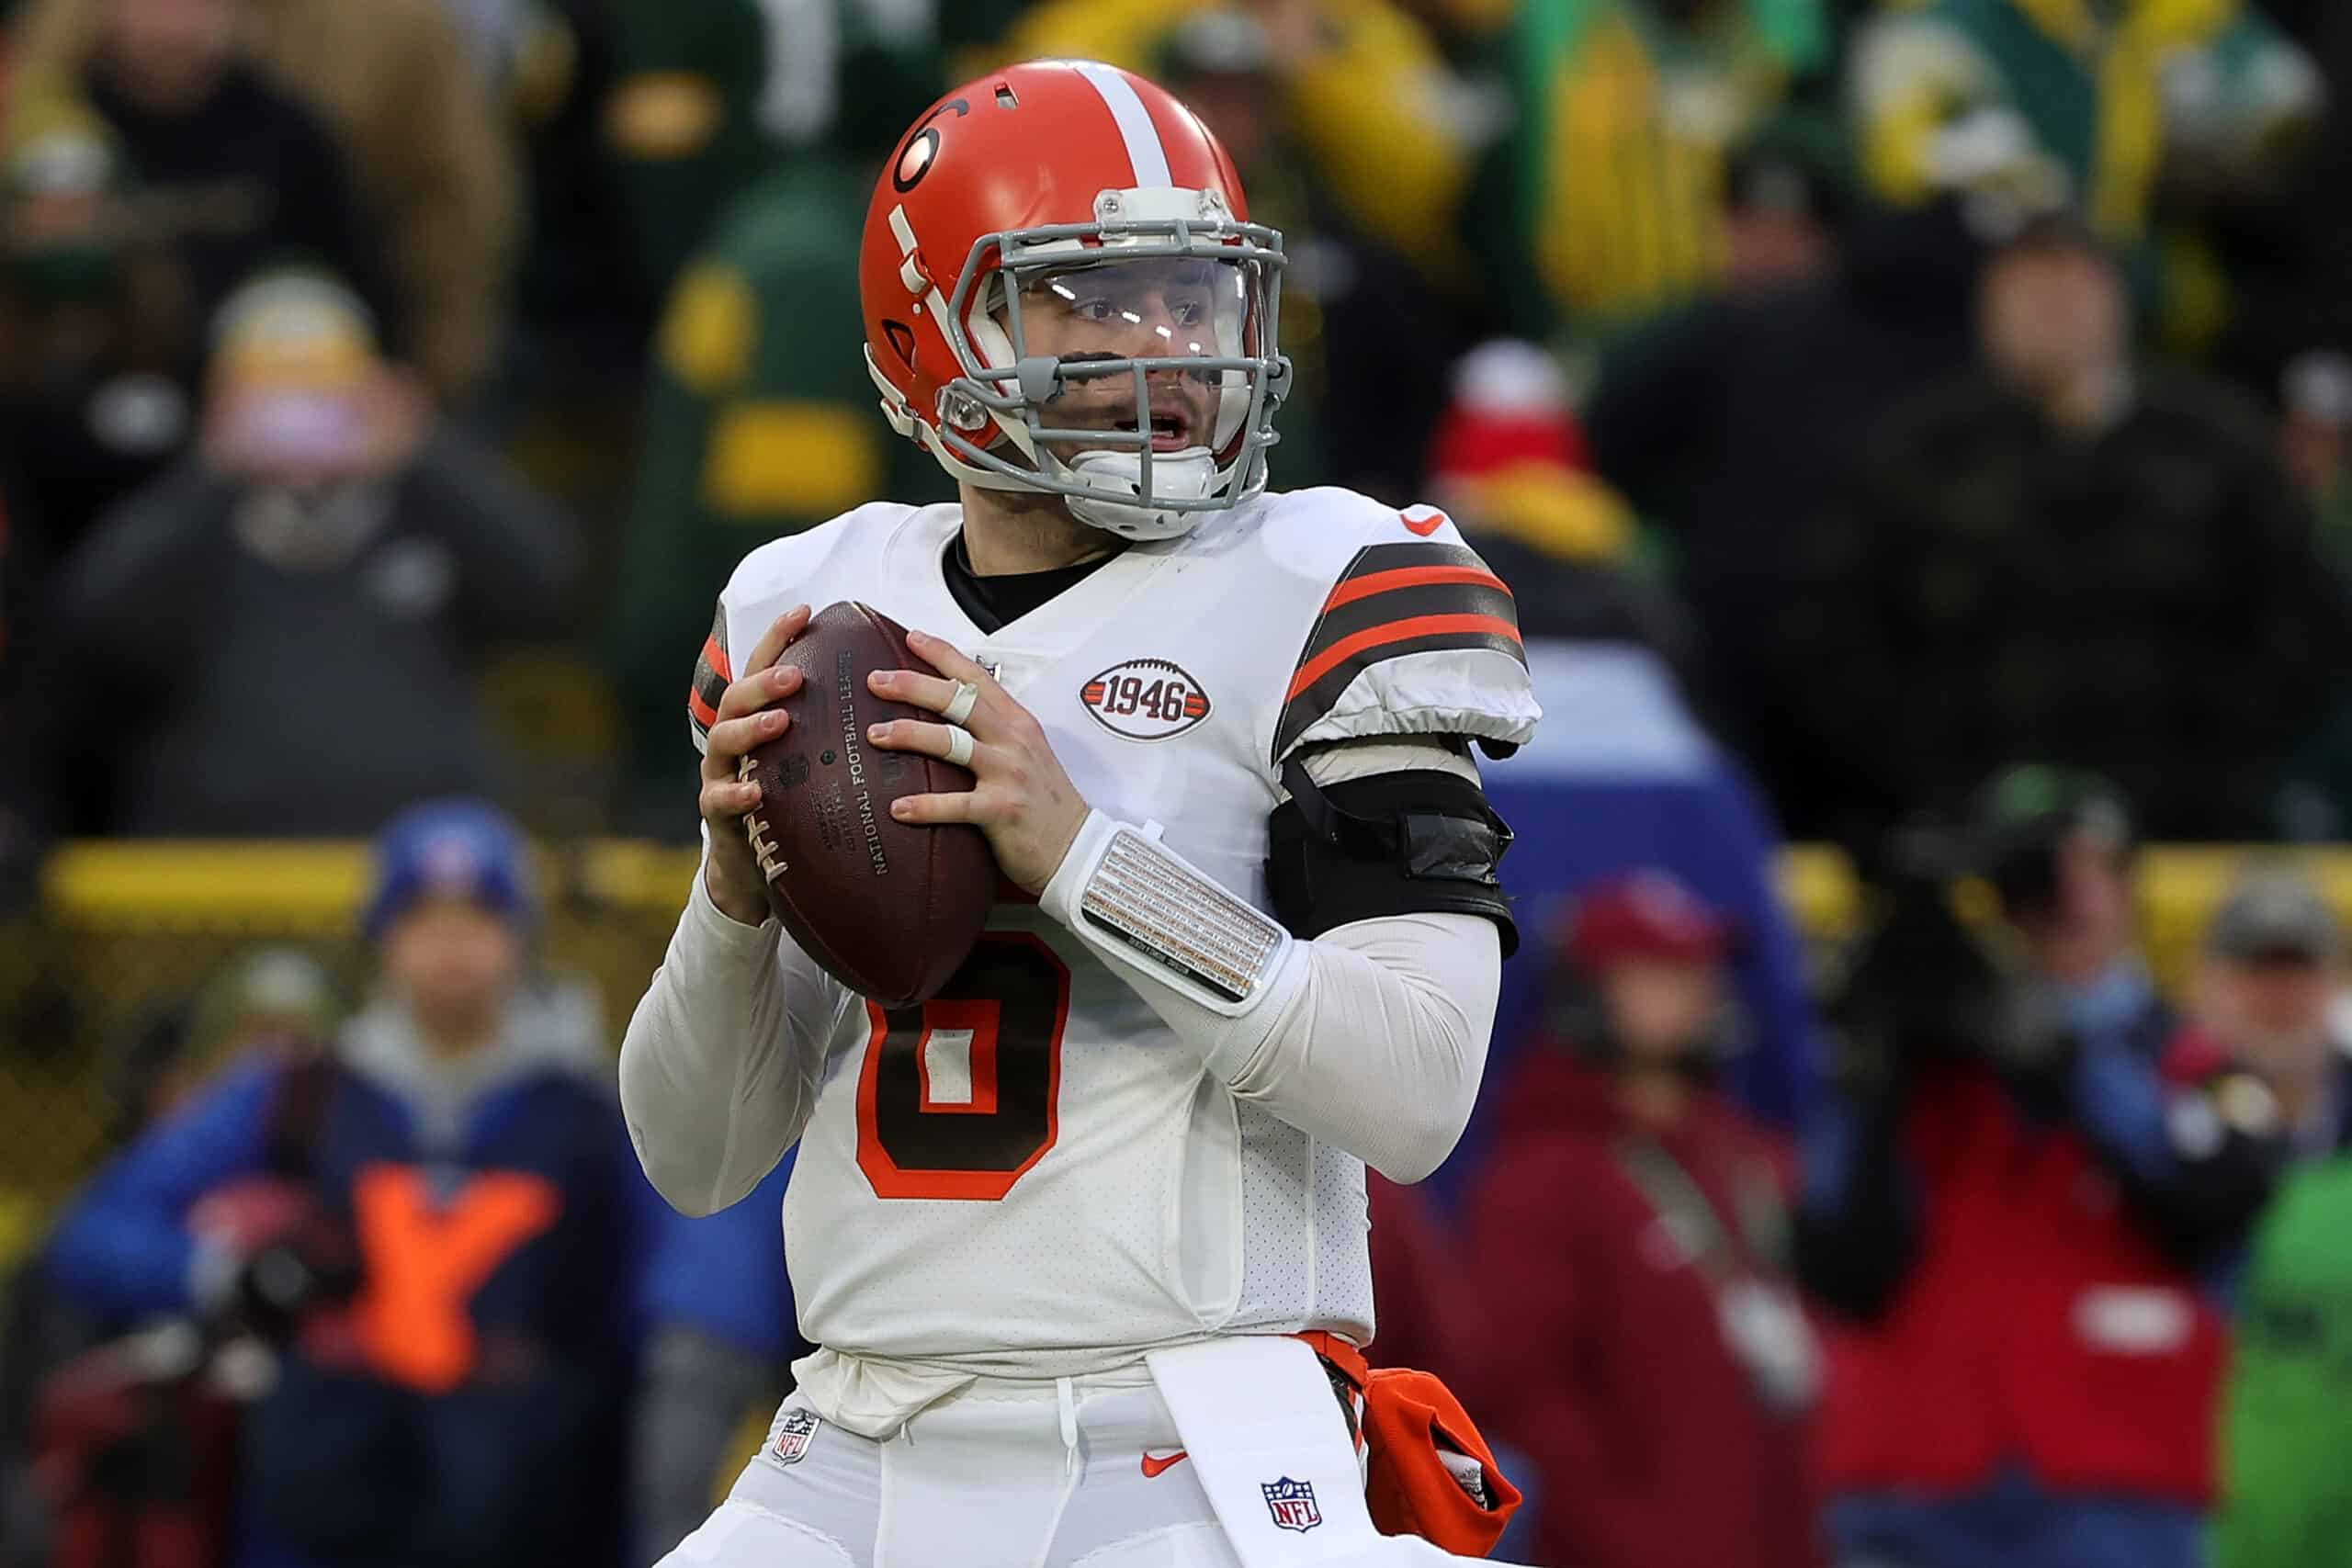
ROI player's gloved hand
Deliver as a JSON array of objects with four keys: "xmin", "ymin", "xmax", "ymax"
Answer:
[
  {"xmin": 866, "ymin": 630, "xmax": 1091, "ymax": 896},
  {"xmin": 697, "ymin": 604, "xmax": 814, "ymax": 926}
]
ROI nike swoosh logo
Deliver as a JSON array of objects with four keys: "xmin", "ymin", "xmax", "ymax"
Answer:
[
  {"xmin": 1401, "ymin": 511, "xmax": 1447, "ymax": 536},
  {"xmin": 1140, "ymin": 1449, "xmax": 1189, "ymax": 1478}
]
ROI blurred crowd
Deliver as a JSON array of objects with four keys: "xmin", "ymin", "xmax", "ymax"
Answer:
[{"xmin": 6, "ymin": 0, "xmax": 2352, "ymax": 1566}]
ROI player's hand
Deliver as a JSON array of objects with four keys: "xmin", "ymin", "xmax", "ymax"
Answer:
[
  {"xmin": 866, "ymin": 631, "xmax": 1091, "ymax": 897},
  {"xmin": 698, "ymin": 605, "xmax": 813, "ymax": 926}
]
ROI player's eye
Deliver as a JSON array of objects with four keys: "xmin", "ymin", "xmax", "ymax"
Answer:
[
  {"xmin": 1070, "ymin": 296, "xmax": 1116, "ymax": 322},
  {"xmin": 1170, "ymin": 299, "xmax": 1205, "ymax": 328}
]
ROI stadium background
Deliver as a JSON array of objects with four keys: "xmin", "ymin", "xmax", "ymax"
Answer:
[{"xmin": 8, "ymin": 0, "xmax": 2352, "ymax": 1564}]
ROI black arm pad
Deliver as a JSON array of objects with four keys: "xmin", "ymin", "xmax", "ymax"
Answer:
[{"xmin": 1265, "ymin": 759, "xmax": 1518, "ymax": 954}]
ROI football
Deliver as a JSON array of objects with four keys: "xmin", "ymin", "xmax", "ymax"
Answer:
[{"xmin": 737, "ymin": 602, "xmax": 996, "ymax": 1008}]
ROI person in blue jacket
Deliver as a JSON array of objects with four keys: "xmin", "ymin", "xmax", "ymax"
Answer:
[
  {"xmin": 43, "ymin": 798, "xmax": 648, "ymax": 1568},
  {"xmin": 633, "ymin": 1152, "xmax": 812, "ymax": 1564}
]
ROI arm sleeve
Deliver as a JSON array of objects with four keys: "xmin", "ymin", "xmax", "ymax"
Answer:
[
  {"xmin": 43, "ymin": 1063, "xmax": 277, "ymax": 1318},
  {"xmin": 1216, "ymin": 909, "xmax": 1498, "ymax": 1186},
  {"xmin": 617, "ymin": 840, "xmax": 853, "ymax": 1217},
  {"xmin": 1043, "ymin": 739, "xmax": 1502, "ymax": 1185}
]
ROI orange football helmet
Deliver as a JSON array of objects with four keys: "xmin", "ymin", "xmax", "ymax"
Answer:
[{"xmin": 859, "ymin": 59, "xmax": 1288, "ymax": 539}]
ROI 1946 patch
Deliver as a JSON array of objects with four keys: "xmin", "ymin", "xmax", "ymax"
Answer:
[{"xmin": 1080, "ymin": 658, "xmax": 1212, "ymax": 741}]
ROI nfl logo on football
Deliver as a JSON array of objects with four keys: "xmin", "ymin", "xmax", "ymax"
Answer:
[
  {"xmin": 771, "ymin": 1409, "xmax": 820, "ymax": 1466},
  {"xmin": 1261, "ymin": 1477, "xmax": 1321, "ymax": 1533}
]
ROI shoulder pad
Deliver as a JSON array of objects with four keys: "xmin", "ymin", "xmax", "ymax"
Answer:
[
  {"xmin": 688, "ymin": 502, "xmax": 916, "ymax": 751},
  {"xmin": 1256, "ymin": 491, "xmax": 1542, "ymax": 764}
]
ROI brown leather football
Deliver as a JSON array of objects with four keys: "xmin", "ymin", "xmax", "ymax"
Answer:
[{"xmin": 737, "ymin": 602, "xmax": 996, "ymax": 1008}]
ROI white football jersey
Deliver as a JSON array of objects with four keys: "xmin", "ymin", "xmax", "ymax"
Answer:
[{"xmin": 694, "ymin": 486, "xmax": 1538, "ymax": 1373}]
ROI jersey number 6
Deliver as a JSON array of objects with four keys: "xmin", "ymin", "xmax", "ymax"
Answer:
[{"xmin": 854, "ymin": 932, "xmax": 1070, "ymax": 1201}]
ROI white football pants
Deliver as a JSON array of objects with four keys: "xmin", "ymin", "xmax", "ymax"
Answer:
[{"xmin": 655, "ymin": 1367, "xmax": 1502, "ymax": 1568}]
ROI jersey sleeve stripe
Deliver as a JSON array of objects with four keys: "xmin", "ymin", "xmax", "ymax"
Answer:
[
  {"xmin": 1284, "ymin": 613, "xmax": 1525, "ymax": 703},
  {"xmin": 1300, "ymin": 579, "xmax": 1521, "ymax": 676},
  {"xmin": 1319, "ymin": 562, "xmax": 1510, "ymax": 613},
  {"xmin": 688, "ymin": 606, "xmax": 731, "ymax": 743},
  {"xmin": 1274, "ymin": 626, "xmax": 1530, "ymax": 758}
]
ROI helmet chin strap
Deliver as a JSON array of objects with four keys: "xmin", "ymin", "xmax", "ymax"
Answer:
[{"xmin": 1062, "ymin": 447, "xmax": 1221, "ymax": 540}]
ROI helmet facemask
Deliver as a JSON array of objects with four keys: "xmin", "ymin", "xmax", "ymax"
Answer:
[{"xmin": 932, "ymin": 189, "xmax": 1287, "ymax": 540}]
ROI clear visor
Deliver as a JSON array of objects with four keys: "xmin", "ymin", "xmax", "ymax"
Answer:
[{"xmin": 939, "ymin": 217, "xmax": 1287, "ymax": 514}]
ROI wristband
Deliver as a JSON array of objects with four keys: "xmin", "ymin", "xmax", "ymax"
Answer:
[{"xmin": 1044, "ymin": 811, "xmax": 1292, "ymax": 1016}]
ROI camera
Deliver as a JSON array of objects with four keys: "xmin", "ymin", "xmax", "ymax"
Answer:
[{"xmin": 1826, "ymin": 818, "xmax": 2074, "ymax": 1081}]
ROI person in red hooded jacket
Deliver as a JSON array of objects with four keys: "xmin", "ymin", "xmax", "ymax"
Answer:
[{"xmin": 1464, "ymin": 869, "xmax": 1824, "ymax": 1568}]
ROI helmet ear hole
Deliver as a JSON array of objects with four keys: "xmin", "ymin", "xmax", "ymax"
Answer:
[{"xmin": 883, "ymin": 320, "xmax": 919, "ymax": 374}]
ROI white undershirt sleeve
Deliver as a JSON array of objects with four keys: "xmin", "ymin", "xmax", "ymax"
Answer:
[
  {"xmin": 618, "ymin": 834, "xmax": 854, "ymax": 1216},
  {"xmin": 1215, "ymin": 909, "xmax": 1498, "ymax": 1184},
  {"xmin": 1040, "ymin": 737, "xmax": 1502, "ymax": 1183}
]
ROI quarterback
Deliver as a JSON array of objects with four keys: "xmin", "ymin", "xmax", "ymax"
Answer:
[{"xmin": 621, "ymin": 58, "xmax": 1540, "ymax": 1568}]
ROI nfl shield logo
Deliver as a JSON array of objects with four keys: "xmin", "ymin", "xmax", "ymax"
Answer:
[
  {"xmin": 1261, "ymin": 1477, "xmax": 1321, "ymax": 1533},
  {"xmin": 771, "ymin": 1409, "xmax": 820, "ymax": 1465}
]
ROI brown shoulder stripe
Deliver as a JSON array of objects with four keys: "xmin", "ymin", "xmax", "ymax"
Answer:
[
  {"xmin": 1274, "ymin": 542, "xmax": 1523, "ymax": 760},
  {"xmin": 689, "ymin": 605, "xmax": 732, "ymax": 735}
]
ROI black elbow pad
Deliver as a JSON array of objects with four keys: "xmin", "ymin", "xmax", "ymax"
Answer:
[{"xmin": 1265, "ymin": 758, "xmax": 1518, "ymax": 953}]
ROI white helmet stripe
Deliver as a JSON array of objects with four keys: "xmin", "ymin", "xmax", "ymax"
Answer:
[{"xmin": 1069, "ymin": 60, "xmax": 1171, "ymax": 187}]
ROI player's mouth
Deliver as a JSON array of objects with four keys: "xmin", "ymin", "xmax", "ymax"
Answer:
[{"xmin": 1112, "ymin": 407, "xmax": 1199, "ymax": 453}]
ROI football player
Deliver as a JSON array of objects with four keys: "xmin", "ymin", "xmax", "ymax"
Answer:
[{"xmin": 620, "ymin": 58, "xmax": 1539, "ymax": 1568}]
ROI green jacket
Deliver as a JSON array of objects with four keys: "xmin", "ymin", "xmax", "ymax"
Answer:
[
  {"xmin": 2214, "ymin": 1150, "xmax": 2352, "ymax": 1568},
  {"xmin": 603, "ymin": 0, "xmax": 959, "ymax": 286},
  {"xmin": 1475, "ymin": 0, "xmax": 1829, "ymax": 340},
  {"xmin": 1852, "ymin": 0, "xmax": 2312, "ymax": 241}
]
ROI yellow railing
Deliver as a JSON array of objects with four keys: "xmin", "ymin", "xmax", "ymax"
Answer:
[{"xmin": 6, "ymin": 839, "xmax": 2346, "ymax": 1270}]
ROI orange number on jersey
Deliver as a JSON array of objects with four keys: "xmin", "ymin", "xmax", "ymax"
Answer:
[{"xmin": 854, "ymin": 932, "xmax": 1069, "ymax": 1200}]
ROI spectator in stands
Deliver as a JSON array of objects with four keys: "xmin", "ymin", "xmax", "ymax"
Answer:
[
  {"xmin": 1151, "ymin": 7, "xmax": 1480, "ymax": 500},
  {"xmin": 602, "ymin": 0, "xmax": 977, "ymax": 290},
  {"xmin": 1466, "ymin": 871, "xmax": 1820, "ymax": 1568},
  {"xmin": 2272, "ymin": 353, "xmax": 2352, "ymax": 840},
  {"xmin": 1001, "ymin": 0, "xmax": 1492, "ymax": 306},
  {"xmin": 1579, "ymin": 141, "xmax": 1988, "ymax": 828},
  {"xmin": 2167, "ymin": 864, "xmax": 2351, "ymax": 1164},
  {"xmin": 0, "ymin": 943, "xmax": 337, "ymax": 1568},
  {"xmin": 2215, "ymin": 1154, "xmax": 2352, "ymax": 1568},
  {"xmin": 2204, "ymin": 876, "xmax": 2352, "ymax": 1568},
  {"xmin": 634, "ymin": 1154, "xmax": 808, "ymax": 1565},
  {"xmin": 1798, "ymin": 816, "xmax": 2284, "ymax": 1568},
  {"xmin": 999, "ymin": 2, "xmax": 1488, "ymax": 495},
  {"xmin": 1849, "ymin": 0, "xmax": 2318, "ymax": 292},
  {"xmin": 1441, "ymin": 409, "xmax": 1821, "ymax": 1158},
  {"xmin": 1975, "ymin": 766, "xmax": 2175, "ymax": 1063},
  {"xmin": 1363, "ymin": 1172, "xmax": 1546, "ymax": 1563},
  {"xmin": 1716, "ymin": 121, "xmax": 1849, "ymax": 295},
  {"xmin": 0, "ymin": 111, "xmax": 195, "ymax": 560},
  {"xmin": 40, "ymin": 800, "xmax": 645, "ymax": 1568},
  {"xmin": 1786, "ymin": 214, "xmax": 2349, "ymax": 840},
  {"xmin": 3, "ymin": 0, "xmax": 401, "ymax": 378},
  {"xmin": 2162, "ymin": 863, "xmax": 2352, "ymax": 1568},
  {"xmin": 1471, "ymin": 0, "xmax": 1833, "ymax": 344},
  {"xmin": 608, "ymin": 144, "xmax": 948, "ymax": 833},
  {"xmin": 34, "ymin": 271, "xmax": 571, "ymax": 837},
  {"xmin": 11, "ymin": 0, "xmax": 510, "ymax": 401}
]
